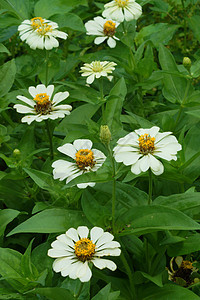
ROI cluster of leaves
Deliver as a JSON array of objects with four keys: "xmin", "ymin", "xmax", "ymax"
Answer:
[{"xmin": 0, "ymin": 0, "xmax": 200, "ymax": 299}]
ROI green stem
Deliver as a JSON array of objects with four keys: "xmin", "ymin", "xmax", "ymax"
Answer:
[
  {"xmin": 107, "ymin": 144, "xmax": 116, "ymax": 234},
  {"xmin": 99, "ymin": 78, "xmax": 105, "ymax": 123},
  {"xmin": 148, "ymin": 169, "xmax": 152, "ymax": 205},
  {"xmin": 45, "ymin": 120, "xmax": 54, "ymax": 160},
  {"xmin": 45, "ymin": 50, "xmax": 49, "ymax": 86},
  {"xmin": 121, "ymin": 252, "xmax": 137, "ymax": 300},
  {"xmin": 174, "ymin": 79, "xmax": 190, "ymax": 131},
  {"xmin": 74, "ymin": 282, "xmax": 84, "ymax": 299},
  {"xmin": 181, "ymin": 0, "xmax": 187, "ymax": 52}
]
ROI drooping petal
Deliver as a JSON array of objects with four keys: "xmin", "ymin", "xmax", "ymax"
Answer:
[{"xmin": 92, "ymin": 258, "xmax": 117, "ymax": 271}]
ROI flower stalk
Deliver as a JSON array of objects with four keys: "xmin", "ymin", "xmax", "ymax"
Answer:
[
  {"xmin": 107, "ymin": 143, "xmax": 116, "ymax": 234},
  {"xmin": 45, "ymin": 119, "xmax": 54, "ymax": 160},
  {"xmin": 148, "ymin": 169, "xmax": 153, "ymax": 205},
  {"xmin": 120, "ymin": 251, "xmax": 137, "ymax": 300}
]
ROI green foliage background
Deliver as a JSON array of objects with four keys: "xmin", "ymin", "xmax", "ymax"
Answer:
[{"xmin": 0, "ymin": 0, "xmax": 200, "ymax": 299}]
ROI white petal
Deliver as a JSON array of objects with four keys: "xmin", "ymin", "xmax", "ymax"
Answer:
[
  {"xmin": 77, "ymin": 226, "xmax": 89, "ymax": 239},
  {"xmin": 73, "ymin": 139, "xmax": 92, "ymax": 151},
  {"xmin": 92, "ymin": 258, "xmax": 117, "ymax": 271},
  {"xmin": 94, "ymin": 36, "xmax": 107, "ymax": 45},
  {"xmin": 46, "ymin": 85, "xmax": 54, "ymax": 99},
  {"xmin": 114, "ymin": 151, "xmax": 141, "ymax": 166},
  {"xmin": 53, "ymin": 257, "xmax": 74, "ymax": 272},
  {"xmin": 97, "ymin": 241, "xmax": 121, "ymax": 251},
  {"xmin": 96, "ymin": 232, "xmax": 114, "ymax": 247},
  {"xmin": 138, "ymin": 155, "xmax": 150, "ymax": 172},
  {"xmin": 53, "ymin": 104, "xmax": 72, "ymax": 111},
  {"xmin": 79, "ymin": 262, "xmax": 92, "ymax": 282},
  {"xmin": 52, "ymin": 91, "xmax": 69, "ymax": 105},
  {"xmin": 58, "ymin": 143, "xmax": 76, "ymax": 159},
  {"xmin": 21, "ymin": 115, "xmax": 38, "ymax": 125},
  {"xmin": 131, "ymin": 160, "xmax": 142, "ymax": 175},
  {"xmin": 47, "ymin": 248, "xmax": 74, "ymax": 258},
  {"xmin": 107, "ymin": 37, "xmax": 116, "ymax": 48},
  {"xmin": 77, "ymin": 182, "xmax": 96, "ymax": 189},
  {"xmin": 96, "ymin": 248, "xmax": 121, "ymax": 256},
  {"xmin": 17, "ymin": 95, "xmax": 35, "ymax": 107},
  {"xmin": 28, "ymin": 86, "xmax": 37, "ymax": 98},
  {"xmin": 14, "ymin": 104, "xmax": 35, "ymax": 114},
  {"xmin": 57, "ymin": 233, "xmax": 75, "ymax": 248},
  {"xmin": 148, "ymin": 154, "xmax": 164, "ymax": 175},
  {"xmin": 86, "ymin": 74, "xmax": 95, "ymax": 84},
  {"xmin": 90, "ymin": 227, "xmax": 104, "ymax": 243},
  {"xmin": 66, "ymin": 228, "xmax": 79, "ymax": 242}
]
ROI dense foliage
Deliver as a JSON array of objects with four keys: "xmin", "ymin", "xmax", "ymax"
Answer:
[{"xmin": 0, "ymin": 0, "xmax": 200, "ymax": 299}]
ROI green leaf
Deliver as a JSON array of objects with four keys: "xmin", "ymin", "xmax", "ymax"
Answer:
[
  {"xmin": 136, "ymin": 23, "xmax": 179, "ymax": 48},
  {"xmin": 0, "ymin": 248, "xmax": 29, "ymax": 291},
  {"xmin": 32, "ymin": 287, "xmax": 74, "ymax": 300},
  {"xmin": 134, "ymin": 271, "xmax": 163, "ymax": 287},
  {"xmin": 142, "ymin": 283, "xmax": 199, "ymax": 300},
  {"xmin": 0, "ymin": 43, "xmax": 10, "ymax": 54},
  {"xmin": 7, "ymin": 208, "xmax": 88, "ymax": 236},
  {"xmin": 118, "ymin": 205, "xmax": 200, "ymax": 236},
  {"xmin": 167, "ymin": 233, "xmax": 200, "ymax": 256},
  {"xmin": 0, "ymin": 209, "xmax": 20, "ymax": 236},
  {"xmin": 91, "ymin": 283, "xmax": 120, "ymax": 300},
  {"xmin": 187, "ymin": 15, "xmax": 200, "ymax": 42},
  {"xmin": 159, "ymin": 44, "xmax": 190, "ymax": 103},
  {"xmin": 0, "ymin": 0, "xmax": 30, "ymax": 19},
  {"xmin": 34, "ymin": 0, "xmax": 87, "ymax": 18},
  {"xmin": 21, "ymin": 239, "xmax": 38, "ymax": 280},
  {"xmin": 51, "ymin": 13, "xmax": 85, "ymax": 32},
  {"xmin": 104, "ymin": 77, "xmax": 127, "ymax": 134},
  {"xmin": 81, "ymin": 190, "xmax": 111, "ymax": 227},
  {"xmin": 153, "ymin": 191, "xmax": 200, "ymax": 214},
  {"xmin": 23, "ymin": 168, "xmax": 54, "ymax": 191},
  {"xmin": 0, "ymin": 59, "xmax": 16, "ymax": 97}
]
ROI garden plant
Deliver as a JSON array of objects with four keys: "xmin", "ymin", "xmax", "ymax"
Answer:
[{"xmin": 0, "ymin": 0, "xmax": 200, "ymax": 299}]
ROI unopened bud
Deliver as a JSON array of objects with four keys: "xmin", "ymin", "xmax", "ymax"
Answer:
[
  {"xmin": 183, "ymin": 57, "xmax": 191, "ymax": 70},
  {"xmin": 100, "ymin": 125, "xmax": 111, "ymax": 144},
  {"xmin": 13, "ymin": 149, "xmax": 20, "ymax": 157}
]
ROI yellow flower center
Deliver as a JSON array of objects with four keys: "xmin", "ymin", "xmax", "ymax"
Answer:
[
  {"xmin": 115, "ymin": 0, "xmax": 129, "ymax": 7},
  {"xmin": 33, "ymin": 93, "xmax": 52, "ymax": 115},
  {"xmin": 181, "ymin": 260, "xmax": 194, "ymax": 270},
  {"xmin": 91, "ymin": 61, "xmax": 104, "ymax": 73},
  {"xmin": 74, "ymin": 238, "xmax": 96, "ymax": 262},
  {"xmin": 138, "ymin": 134, "xmax": 155, "ymax": 155},
  {"xmin": 103, "ymin": 20, "xmax": 116, "ymax": 37},
  {"xmin": 75, "ymin": 149, "xmax": 96, "ymax": 170},
  {"xmin": 31, "ymin": 17, "xmax": 52, "ymax": 35}
]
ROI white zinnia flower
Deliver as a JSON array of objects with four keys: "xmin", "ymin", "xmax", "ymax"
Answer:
[
  {"xmin": 102, "ymin": 0, "xmax": 142, "ymax": 23},
  {"xmin": 85, "ymin": 16, "xmax": 119, "ymax": 48},
  {"xmin": 18, "ymin": 17, "xmax": 67, "ymax": 50},
  {"xmin": 113, "ymin": 126, "xmax": 182, "ymax": 175},
  {"xmin": 80, "ymin": 61, "xmax": 117, "ymax": 84},
  {"xmin": 52, "ymin": 139, "xmax": 106, "ymax": 188},
  {"xmin": 14, "ymin": 84, "xmax": 72, "ymax": 125},
  {"xmin": 48, "ymin": 226, "xmax": 121, "ymax": 282}
]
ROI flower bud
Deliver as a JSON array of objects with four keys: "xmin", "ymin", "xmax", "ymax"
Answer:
[
  {"xmin": 13, "ymin": 149, "xmax": 20, "ymax": 157},
  {"xmin": 183, "ymin": 57, "xmax": 191, "ymax": 70},
  {"xmin": 100, "ymin": 125, "xmax": 111, "ymax": 144}
]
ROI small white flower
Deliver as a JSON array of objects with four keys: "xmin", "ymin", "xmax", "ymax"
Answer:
[
  {"xmin": 48, "ymin": 226, "xmax": 121, "ymax": 282},
  {"xmin": 18, "ymin": 17, "xmax": 67, "ymax": 50},
  {"xmin": 113, "ymin": 126, "xmax": 182, "ymax": 175},
  {"xmin": 80, "ymin": 61, "xmax": 116, "ymax": 84},
  {"xmin": 102, "ymin": 0, "xmax": 142, "ymax": 23},
  {"xmin": 85, "ymin": 16, "xmax": 120, "ymax": 48},
  {"xmin": 52, "ymin": 139, "xmax": 106, "ymax": 188},
  {"xmin": 14, "ymin": 84, "xmax": 72, "ymax": 125}
]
